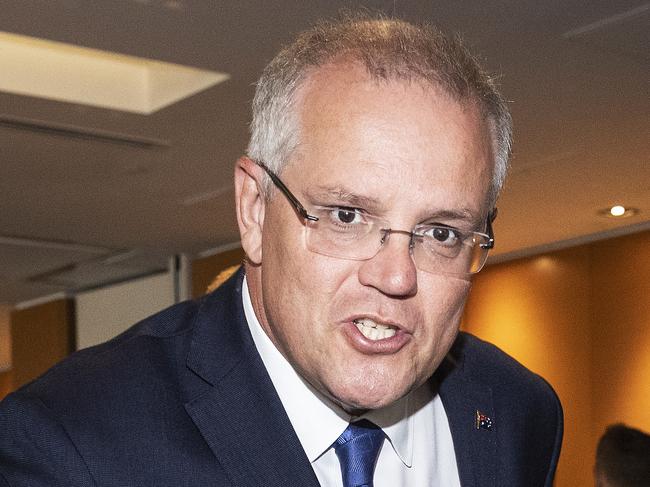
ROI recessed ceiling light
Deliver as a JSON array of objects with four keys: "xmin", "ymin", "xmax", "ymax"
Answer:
[
  {"xmin": 0, "ymin": 31, "xmax": 229, "ymax": 114},
  {"xmin": 610, "ymin": 205, "xmax": 626, "ymax": 217},
  {"xmin": 598, "ymin": 205, "xmax": 640, "ymax": 219}
]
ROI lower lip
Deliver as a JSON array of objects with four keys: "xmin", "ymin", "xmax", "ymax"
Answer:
[{"xmin": 341, "ymin": 321, "xmax": 411, "ymax": 355}]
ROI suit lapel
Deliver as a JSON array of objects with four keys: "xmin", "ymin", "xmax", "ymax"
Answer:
[
  {"xmin": 436, "ymin": 335, "xmax": 497, "ymax": 487},
  {"xmin": 181, "ymin": 274, "xmax": 497, "ymax": 487},
  {"xmin": 183, "ymin": 271, "xmax": 320, "ymax": 487}
]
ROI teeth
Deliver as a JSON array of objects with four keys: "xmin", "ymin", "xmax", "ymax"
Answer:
[{"xmin": 353, "ymin": 319, "xmax": 397, "ymax": 341}]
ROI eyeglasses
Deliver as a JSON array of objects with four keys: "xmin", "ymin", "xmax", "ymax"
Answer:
[{"xmin": 255, "ymin": 160, "xmax": 496, "ymax": 276}]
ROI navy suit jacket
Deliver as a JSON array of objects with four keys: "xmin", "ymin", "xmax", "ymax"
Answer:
[{"xmin": 0, "ymin": 270, "xmax": 562, "ymax": 486}]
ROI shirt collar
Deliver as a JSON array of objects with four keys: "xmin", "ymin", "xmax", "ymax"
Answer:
[{"xmin": 242, "ymin": 276, "xmax": 415, "ymax": 467}]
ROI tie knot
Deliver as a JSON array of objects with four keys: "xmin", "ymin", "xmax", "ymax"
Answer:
[{"xmin": 334, "ymin": 420, "xmax": 385, "ymax": 487}]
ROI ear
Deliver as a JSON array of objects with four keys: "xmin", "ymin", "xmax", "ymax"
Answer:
[{"xmin": 234, "ymin": 156, "xmax": 265, "ymax": 264}]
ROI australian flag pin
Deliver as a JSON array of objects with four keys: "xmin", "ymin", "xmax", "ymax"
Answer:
[{"xmin": 475, "ymin": 410, "xmax": 493, "ymax": 430}]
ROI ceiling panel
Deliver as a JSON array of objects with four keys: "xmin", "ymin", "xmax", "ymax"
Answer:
[{"xmin": 1, "ymin": 0, "xmax": 648, "ymax": 304}]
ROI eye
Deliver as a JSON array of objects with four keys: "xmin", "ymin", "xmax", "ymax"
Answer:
[
  {"xmin": 331, "ymin": 208, "xmax": 364, "ymax": 225},
  {"xmin": 423, "ymin": 225, "xmax": 461, "ymax": 246}
]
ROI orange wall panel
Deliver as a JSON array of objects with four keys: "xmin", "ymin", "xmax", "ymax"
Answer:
[
  {"xmin": 191, "ymin": 247, "xmax": 245, "ymax": 298},
  {"xmin": 464, "ymin": 247, "xmax": 593, "ymax": 487},
  {"xmin": 10, "ymin": 298, "xmax": 75, "ymax": 391},
  {"xmin": 463, "ymin": 230, "xmax": 650, "ymax": 487},
  {"xmin": 590, "ymin": 231, "xmax": 650, "ymax": 443},
  {"xmin": 0, "ymin": 370, "xmax": 12, "ymax": 401},
  {"xmin": 0, "ymin": 304, "xmax": 11, "ymax": 374},
  {"xmin": 0, "ymin": 304, "xmax": 11, "ymax": 398}
]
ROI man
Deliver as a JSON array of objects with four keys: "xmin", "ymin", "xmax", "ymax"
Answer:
[
  {"xmin": 595, "ymin": 424, "xmax": 650, "ymax": 487},
  {"xmin": 0, "ymin": 16, "xmax": 562, "ymax": 486}
]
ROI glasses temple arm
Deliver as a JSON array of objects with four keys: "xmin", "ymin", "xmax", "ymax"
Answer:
[
  {"xmin": 481, "ymin": 207, "xmax": 497, "ymax": 250},
  {"xmin": 254, "ymin": 160, "xmax": 318, "ymax": 222}
]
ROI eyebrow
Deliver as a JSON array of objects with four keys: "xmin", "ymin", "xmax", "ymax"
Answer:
[
  {"xmin": 307, "ymin": 185, "xmax": 483, "ymax": 229},
  {"xmin": 423, "ymin": 209, "xmax": 482, "ymax": 230},
  {"xmin": 308, "ymin": 185, "xmax": 384, "ymax": 212}
]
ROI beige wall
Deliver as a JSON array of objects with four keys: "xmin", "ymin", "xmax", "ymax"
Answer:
[
  {"xmin": 463, "ymin": 230, "xmax": 650, "ymax": 487},
  {"xmin": 75, "ymin": 271, "xmax": 174, "ymax": 350}
]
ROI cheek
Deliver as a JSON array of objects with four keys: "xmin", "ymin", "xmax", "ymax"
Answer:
[
  {"xmin": 263, "ymin": 238, "xmax": 356, "ymax": 333},
  {"xmin": 421, "ymin": 278, "xmax": 471, "ymax": 342},
  {"xmin": 263, "ymin": 205, "xmax": 350, "ymax": 285},
  {"xmin": 447, "ymin": 280, "xmax": 472, "ymax": 318},
  {"xmin": 289, "ymin": 250, "xmax": 358, "ymax": 301}
]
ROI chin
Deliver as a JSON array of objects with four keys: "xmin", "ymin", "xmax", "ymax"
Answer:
[
  {"xmin": 314, "ymin": 362, "xmax": 420, "ymax": 413},
  {"xmin": 331, "ymin": 385, "xmax": 409, "ymax": 414}
]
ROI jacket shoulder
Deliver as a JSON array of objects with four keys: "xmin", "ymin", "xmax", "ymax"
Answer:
[
  {"xmin": 16, "ymin": 298, "xmax": 201, "ymax": 400},
  {"xmin": 452, "ymin": 332, "xmax": 560, "ymax": 403},
  {"xmin": 0, "ymin": 272, "xmax": 246, "ymax": 485},
  {"xmin": 449, "ymin": 332, "xmax": 563, "ymax": 486}
]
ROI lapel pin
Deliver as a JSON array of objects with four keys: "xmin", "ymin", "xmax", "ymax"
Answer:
[{"xmin": 475, "ymin": 410, "xmax": 493, "ymax": 430}]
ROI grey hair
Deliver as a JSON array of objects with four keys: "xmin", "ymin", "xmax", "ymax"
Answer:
[{"xmin": 247, "ymin": 15, "xmax": 512, "ymax": 208}]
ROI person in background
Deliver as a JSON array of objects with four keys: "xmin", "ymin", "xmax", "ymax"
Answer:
[
  {"xmin": 595, "ymin": 424, "xmax": 650, "ymax": 487},
  {"xmin": 0, "ymin": 14, "xmax": 563, "ymax": 486}
]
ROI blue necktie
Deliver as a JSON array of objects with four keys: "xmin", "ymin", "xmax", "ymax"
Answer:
[{"xmin": 334, "ymin": 419, "xmax": 385, "ymax": 487}]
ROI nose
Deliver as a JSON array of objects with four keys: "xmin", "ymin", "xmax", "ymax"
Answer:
[{"xmin": 357, "ymin": 229, "xmax": 418, "ymax": 297}]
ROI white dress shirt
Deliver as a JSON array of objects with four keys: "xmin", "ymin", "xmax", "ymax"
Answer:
[{"xmin": 242, "ymin": 277, "xmax": 461, "ymax": 486}]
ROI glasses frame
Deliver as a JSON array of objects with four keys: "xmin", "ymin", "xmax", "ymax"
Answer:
[{"xmin": 254, "ymin": 159, "xmax": 496, "ymax": 265}]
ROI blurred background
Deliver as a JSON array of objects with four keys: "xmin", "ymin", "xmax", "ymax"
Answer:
[{"xmin": 0, "ymin": 2, "xmax": 648, "ymax": 485}]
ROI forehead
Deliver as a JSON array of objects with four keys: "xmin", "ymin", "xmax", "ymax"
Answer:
[{"xmin": 284, "ymin": 62, "xmax": 494, "ymax": 219}]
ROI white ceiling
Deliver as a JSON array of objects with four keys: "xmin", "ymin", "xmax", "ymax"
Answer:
[{"xmin": 1, "ymin": 0, "xmax": 649, "ymax": 305}]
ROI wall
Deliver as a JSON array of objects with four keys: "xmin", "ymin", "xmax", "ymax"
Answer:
[
  {"xmin": 463, "ymin": 230, "xmax": 650, "ymax": 487},
  {"xmin": 191, "ymin": 247, "xmax": 245, "ymax": 297},
  {"xmin": 75, "ymin": 271, "xmax": 174, "ymax": 350},
  {"xmin": 10, "ymin": 298, "xmax": 74, "ymax": 391},
  {"xmin": 463, "ymin": 247, "xmax": 593, "ymax": 486},
  {"xmin": 590, "ymin": 231, "xmax": 650, "ymax": 441},
  {"xmin": 0, "ymin": 304, "xmax": 12, "ymax": 400}
]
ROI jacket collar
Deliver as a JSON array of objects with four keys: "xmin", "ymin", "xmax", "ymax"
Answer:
[
  {"xmin": 183, "ymin": 269, "xmax": 320, "ymax": 487},
  {"xmin": 435, "ymin": 333, "xmax": 497, "ymax": 487}
]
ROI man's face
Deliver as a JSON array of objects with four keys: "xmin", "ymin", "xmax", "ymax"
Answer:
[{"xmin": 242, "ymin": 63, "xmax": 494, "ymax": 412}]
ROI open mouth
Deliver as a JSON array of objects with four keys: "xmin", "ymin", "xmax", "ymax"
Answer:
[{"xmin": 353, "ymin": 318, "xmax": 398, "ymax": 341}]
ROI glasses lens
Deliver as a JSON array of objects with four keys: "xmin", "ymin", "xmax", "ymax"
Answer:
[
  {"xmin": 467, "ymin": 235, "xmax": 490, "ymax": 273},
  {"xmin": 304, "ymin": 209, "xmax": 491, "ymax": 276},
  {"xmin": 304, "ymin": 208, "xmax": 381, "ymax": 260},
  {"xmin": 413, "ymin": 230, "xmax": 489, "ymax": 275}
]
